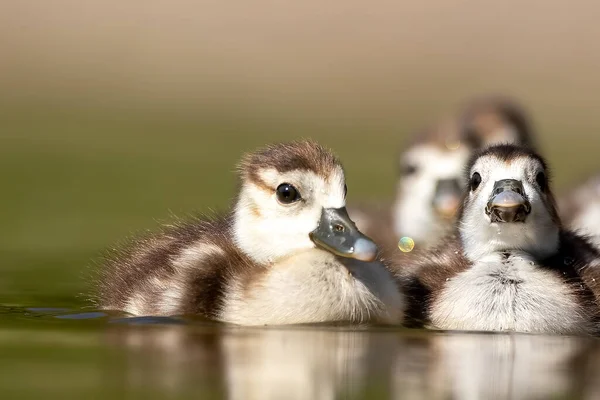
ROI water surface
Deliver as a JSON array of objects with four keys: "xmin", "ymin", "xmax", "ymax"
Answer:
[{"xmin": 1, "ymin": 306, "xmax": 599, "ymax": 399}]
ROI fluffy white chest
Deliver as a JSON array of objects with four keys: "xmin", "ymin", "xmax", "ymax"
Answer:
[
  {"xmin": 220, "ymin": 250, "xmax": 404, "ymax": 326},
  {"xmin": 430, "ymin": 254, "xmax": 588, "ymax": 334}
]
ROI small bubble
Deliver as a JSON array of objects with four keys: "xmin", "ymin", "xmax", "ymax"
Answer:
[{"xmin": 398, "ymin": 237, "xmax": 415, "ymax": 253}]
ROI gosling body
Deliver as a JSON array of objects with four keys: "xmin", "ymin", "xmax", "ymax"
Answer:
[
  {"xmin": 400, "ymin": 145, "xmax": 600, "ymax": 334},
  {"xmin": 97, "ymin": 141, "xmax": 405, "ymax": 326}
]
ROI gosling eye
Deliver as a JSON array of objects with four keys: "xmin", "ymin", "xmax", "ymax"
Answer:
[
  {"xmin": 276, "ymin": 183, "xmax": 301, "ymax": 204},
  {"xmin": 470, "ymin": 172, "xmax": 482, "ymax": 192},
  {"xmin": 536, "ymin": 172, "xmax": 548, "ymax": 191},
  {"xmin": 400, "ymin": 164, "xmax": 418, "ymax": 176}
]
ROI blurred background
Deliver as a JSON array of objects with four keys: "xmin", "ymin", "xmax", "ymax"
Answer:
[{"xmin": 2, "ymin": 0, "xmax": 600, "ymax": 306}]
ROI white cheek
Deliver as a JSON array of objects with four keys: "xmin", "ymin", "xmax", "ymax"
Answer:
[
  {"xmin": 399, "ymin": 174, "xmax": 436, "ymax": 203},
  {"xmin": 233, "ymin": 185, "xmax": 316, "ymax": 264},
  {"xmin": 319, "ymin": 168, "xmax": 346, "ymax": 209},
  {"xmin": 402, "ymin": 147, "xmax": 470, "ymax": 193},
  {"xmin": 233, "ymin": 167, "xmax": 347, "ymax": 264},
  {"xmin": 434, "ymin": 149, "xmax": 471, "ymax": 181},
  {"xmin": 469, "ymin": 190, "xmax": 489, "ymax": 217}
]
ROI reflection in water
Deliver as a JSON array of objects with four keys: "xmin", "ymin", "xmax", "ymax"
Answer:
[
  {"xmin": 106, "ymin": 322, "xmax": 600, "ymax": 400},
  {"xmin": 396, "ymin": 334, "xmax": 592, "ymax": 400}
]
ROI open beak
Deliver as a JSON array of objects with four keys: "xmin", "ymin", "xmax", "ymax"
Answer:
[
  {"xmin": 432, "ymin": 178, "xmax": 462, "ymax": 219},
  {"xmin": 485, "ymin": 179, "xmax": 531, "ymax": 223},
  {"xmin": 309, "ymin": 207, "xmax": 378, "ymax": 262}
]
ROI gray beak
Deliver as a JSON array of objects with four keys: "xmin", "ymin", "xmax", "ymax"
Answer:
[
  {"xmin": 486, "ymin": 179, "xmax": 532, "ymax": 223},
  {"xmin": 309, "ymin": 207, "xmax": 378, "ymax": 262},
  {"xmin": 432, "ymin": 178, "xmax": 462, "ymax": 219}
]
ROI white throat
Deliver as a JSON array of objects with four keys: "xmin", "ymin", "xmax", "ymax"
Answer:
[
  {"xmin": 232, "ymin": 188, "xmax": 317, "ymax": 265},
  {"xmin": 221, "ymin": 249, "xmax": 405, "ymax": 326},
  {"xmin": 459, "ymin": 219, "xmax": 559, "ymax": 262}
]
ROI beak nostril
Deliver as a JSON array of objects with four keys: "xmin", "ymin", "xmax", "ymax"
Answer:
[{"xmin": 311, "ymin": 207, "xmax": 378, "ymax": 261}]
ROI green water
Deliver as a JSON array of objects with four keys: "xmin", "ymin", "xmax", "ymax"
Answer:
[
  {"xmin": 2, "ymin": 307, "xmax": 599, "ymax": 399},
  {"xmin": 2, "ymin": 107, "xmax": 600, "ymax": 399}
]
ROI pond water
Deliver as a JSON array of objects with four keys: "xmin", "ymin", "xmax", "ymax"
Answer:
[{"xmin": 2, "ymin": 306, "xmax": 599, "ymax": 399}]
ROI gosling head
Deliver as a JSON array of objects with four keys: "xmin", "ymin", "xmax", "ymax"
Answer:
[
  {"xmin": 460, "ymin": 95, "xmax": 536, "ymax": 150},
  {"xmin": 394, "ymin": 118, "xmax": 472, "ymax": 244},
  {"xmin": 233, "ymin": 140, "xmax": 377, "ymax": 265},
  {"xmin": 458, "ymin": 144, "xmax": 561, "ymax": 261}
]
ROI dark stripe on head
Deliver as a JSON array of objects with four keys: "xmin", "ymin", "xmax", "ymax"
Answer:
[
  {"xmin": 238, "ymin": 140, "xmax": 342, "ymax": 185},
  {"xmin": 465, "ymin": 144, "xmax": 549, "ymax": 178}
]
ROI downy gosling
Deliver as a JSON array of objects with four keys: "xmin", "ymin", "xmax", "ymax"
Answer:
[
  {"xmin": 96, "ymin": 140, "xmax": 405, "ymax": 326},
  {"xmin": 400, "ymin": 144, "xmax": 600, "ymax": 335}
]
